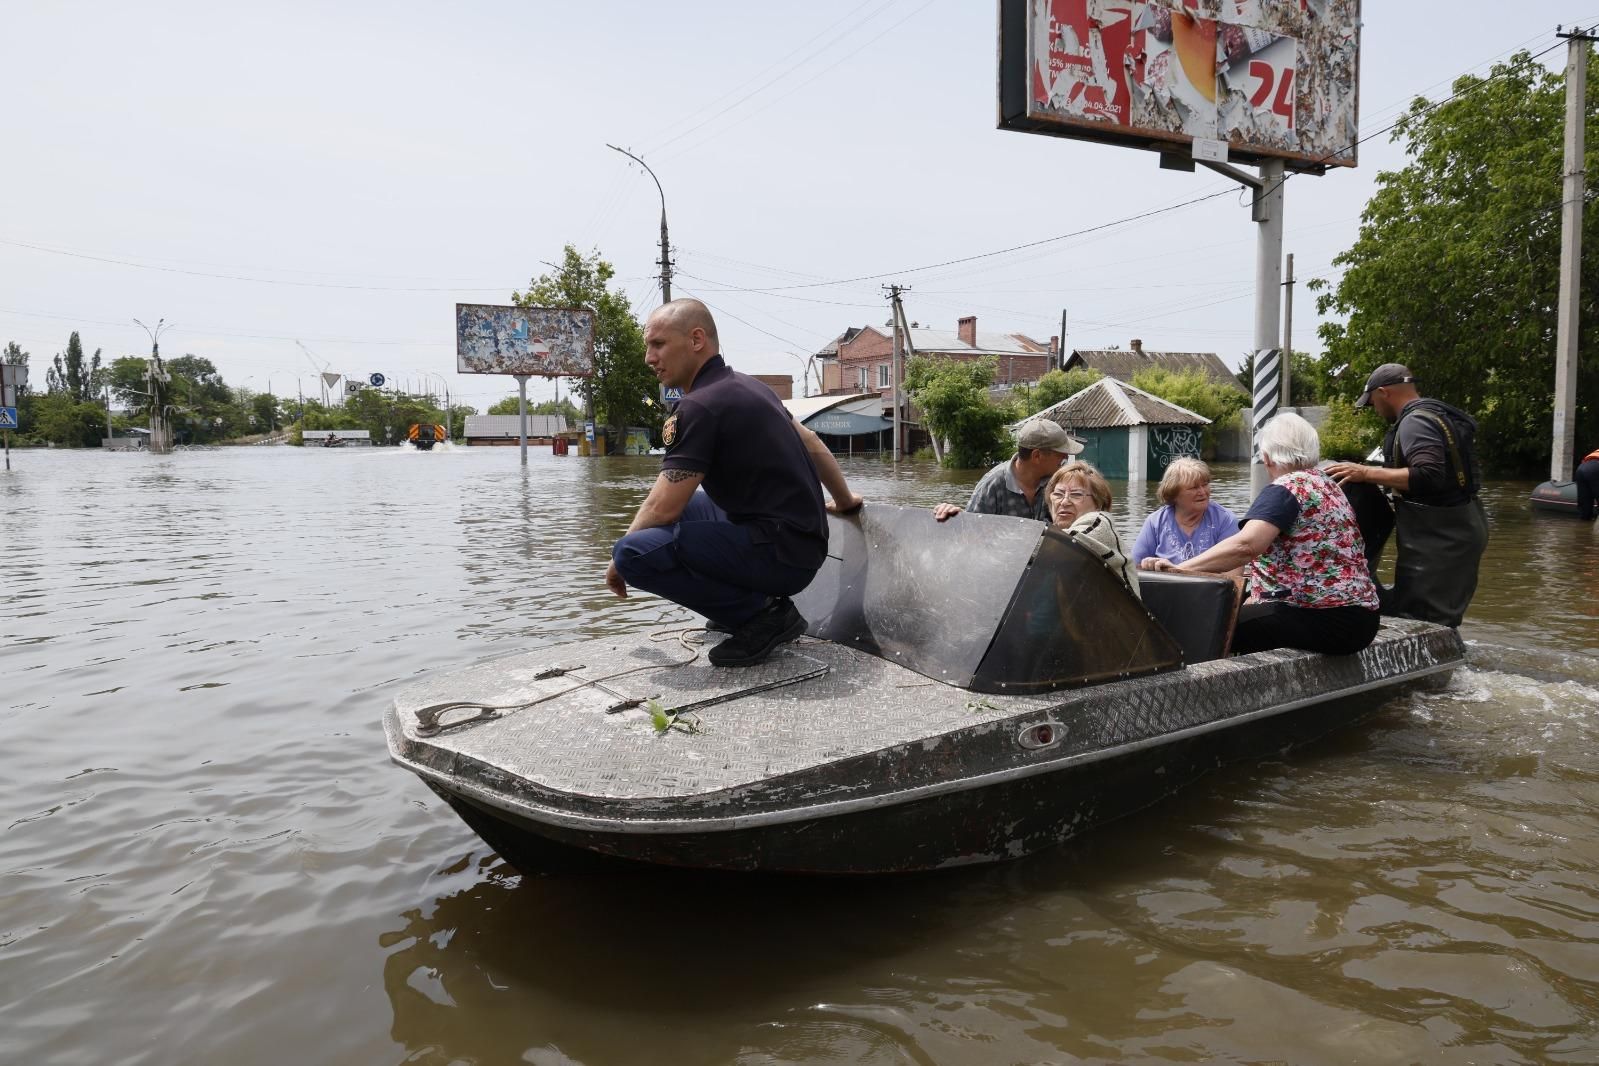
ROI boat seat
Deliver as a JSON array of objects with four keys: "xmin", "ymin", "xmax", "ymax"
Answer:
[{"xmin": 1138, "ymin": 571, "xmax": 1240, "ymax": 664}]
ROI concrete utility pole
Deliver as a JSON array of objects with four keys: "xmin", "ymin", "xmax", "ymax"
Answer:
[
  {"xmin": 886, "ymin": 284, "xmax": 913, "ymax": 462},
  {"xmin": 607, "ymin": 144, "xmax": 673, "ymax": 303},
  {"xmin": 1281, "ymin": 252, "xmax": 1295, "ymax": 407},
  {"xmin": 1250, "ymin": 160, "xmax": 1286, "ymax": 496},
  {"xmin": 1551, "ymin": 25, "xmax": 1593, "ymax": 482},
  {"xmin": 1059, "ymin": 308, "xmax": 1068, "ymax": 370},
  {"xmin": 1195, "ymin": 155, "xmax": 1286, "ymax": 496}
]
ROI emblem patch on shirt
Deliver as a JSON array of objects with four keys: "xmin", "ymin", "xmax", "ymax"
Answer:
[{"xmin": 662, "ymin": 413, "xmax": 678, "ymax": 447}]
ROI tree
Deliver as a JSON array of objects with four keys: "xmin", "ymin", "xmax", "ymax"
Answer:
[
  {"xmin": 905, "ymin": 355, "xmax": 1013, "ymax": 469},
  {"xmin": 46, "ymin": 332, "xmax": 103, "ymax": 403},
  {"xmin": 1235, "ymin": 350, "xmax": 1325, "ymax": 406},
  {"xmin": 1130, "ymin": 367, "xmax": 1249, "ymax": 454},
  {"xmin": 108, "ymin": 356, "xmax": 153, "ymax": 414},
  {"xmin": 1018, "ymin": 367, "xmax": 1103, "ymax": 415},
  {"xmin": 513, "ymin": 246, "xmax": 657, "ymax": 443},
  {"xmin": 486, "ymin": 395, "xmax": 581, "ymax": 421},
  {"xmin": 29, "ymin": 392, "xmax": 106, "ymax": 447},
  {"xmin": 1311, "ymin": 49, "xmax": 1599, "ymax": 473}
]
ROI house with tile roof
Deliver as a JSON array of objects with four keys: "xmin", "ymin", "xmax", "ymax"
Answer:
[{"xmin": 1063, "ymin": 339, "xmax": 1246, "ymax": 395}]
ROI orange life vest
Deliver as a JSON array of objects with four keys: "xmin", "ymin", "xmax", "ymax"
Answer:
[{"xmin": 1584, "ymin": 449, "xmax": 1599, "ymax": 464}]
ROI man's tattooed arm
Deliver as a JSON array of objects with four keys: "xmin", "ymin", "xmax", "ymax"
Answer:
[{"xmin": 663, "ymin": 469, "xmax": 702, "ymax": 483}]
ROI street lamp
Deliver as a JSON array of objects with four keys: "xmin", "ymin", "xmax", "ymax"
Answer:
[
  {"xmin": 607, "ymin": 144, "xmax": 673, "ymax": 303},
  {"xmin": 133, "ymin": 317, "xmax": 175, "ymax": 453}
]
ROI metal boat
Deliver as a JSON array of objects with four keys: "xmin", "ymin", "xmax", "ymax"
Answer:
[{"xmin": 385, "ymin": 506, "xmax": 1465, "ymax": 874}]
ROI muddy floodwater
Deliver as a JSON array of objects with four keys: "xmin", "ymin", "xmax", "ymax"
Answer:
[{"xmin": 4, "ymin": 446, "xmax": 1598, "ymax": 1065}]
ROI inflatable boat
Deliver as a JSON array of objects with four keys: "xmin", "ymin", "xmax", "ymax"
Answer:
[
  {"xmin": 385, "ymin": 507, "xmax": 1465, "ymax": 874},
  {"xmin": 1530, "ymin": 479, "xmax": 1580, "ymax": 515}
]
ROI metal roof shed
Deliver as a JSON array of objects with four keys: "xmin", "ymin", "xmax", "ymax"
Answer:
[{"xmin": 1027, "ymin": 378, "xmax": 1209, "ymax": 481}]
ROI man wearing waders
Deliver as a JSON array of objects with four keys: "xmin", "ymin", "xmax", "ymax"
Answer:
[{"xmin": 1325, "ymin": 364, "xmax": 1488, "ymax": 627}]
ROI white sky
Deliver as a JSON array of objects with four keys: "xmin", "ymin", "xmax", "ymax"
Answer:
[{"xmin": 0, "ymin": 1, "xmax": 1585, "ymax": 410}]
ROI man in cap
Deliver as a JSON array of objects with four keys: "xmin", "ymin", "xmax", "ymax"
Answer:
[
  {"xmin": 1325, "ymin": 363, "xmax": 1488, "ymax": 627},
  {"xmin": 606, "ymin": 299, "xmax": 863, "ymax": 667},
  {"xmin": 933, "ymin": 419, "xmax": 1085, "ymax": 523}
]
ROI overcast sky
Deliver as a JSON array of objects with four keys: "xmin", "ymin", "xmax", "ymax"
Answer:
[{"xmin": 0, "ymin": 1, "xmax": 1584, "ymax": 410}]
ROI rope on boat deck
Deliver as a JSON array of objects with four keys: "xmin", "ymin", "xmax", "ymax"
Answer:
[{"xmin": 412, "ymin": 638, "xmax": 702, "ymax": 738}]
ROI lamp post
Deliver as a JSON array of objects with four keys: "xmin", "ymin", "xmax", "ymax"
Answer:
[
  {"xmin": 607, "ymin": 144, "xmax": 672, "ymax": 303},
  {"xmin": 134, "ymin": 317, "xmax": 174, "ymax": 453}
]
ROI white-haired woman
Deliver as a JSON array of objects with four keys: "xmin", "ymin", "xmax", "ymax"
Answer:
[
  {"xmin": 1147, "ymin": 412, "xmax": 1379, "ymax": 655},
  {"xmin": 1132, "ymin": 456, "xmax": 1241, "ymax": 568}
]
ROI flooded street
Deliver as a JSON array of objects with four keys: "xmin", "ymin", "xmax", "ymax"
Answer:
[{"xmin": 4, "ymin": 447, "xmax": 1598, "ymax": 1065}]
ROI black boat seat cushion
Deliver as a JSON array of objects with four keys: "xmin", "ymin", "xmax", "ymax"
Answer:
[{"xmin": 1138, "ymin": 571, "xmax": 1240, "ymax": 664}]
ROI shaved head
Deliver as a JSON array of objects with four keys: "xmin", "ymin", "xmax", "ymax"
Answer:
[{"xmin": 650, "ymin": 299, "xmax": 719, "ymax": 351}]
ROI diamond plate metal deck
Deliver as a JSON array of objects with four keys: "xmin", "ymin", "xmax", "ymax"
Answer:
[{"xmin": 387, "ymin": 618, "xmax": 1465, "ymax": 829}]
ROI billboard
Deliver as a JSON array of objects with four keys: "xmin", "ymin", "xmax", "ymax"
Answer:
[
  {"xmin": 455, "ymin": 304, "xmax": 596, "ymax": 377},
  {"xmin": 998, "ymin": 0, "xmax": 1359, "ymax": 170}
]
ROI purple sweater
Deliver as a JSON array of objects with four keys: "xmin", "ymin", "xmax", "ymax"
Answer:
[{"xmin": 1131, "ymin": 501, "xmax": 1241, "ymax": 564}]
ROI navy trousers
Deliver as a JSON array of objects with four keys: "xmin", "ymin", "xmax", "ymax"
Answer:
[
  {"xmin": 1576, "ymin": 459, "xmax": 1599, "ymax": 521},
  {"xmin": 612, "ymin": 490, "xmax": 819, "ymax": 627}
]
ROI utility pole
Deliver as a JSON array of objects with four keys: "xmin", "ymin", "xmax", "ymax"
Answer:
[
  {"xmin": 885, "ymin": 284, "xmax": 912, "ymax": 462},
  {"xmin": 1552, "ymin": 25, "xmax": 1594, "ymax": 483},
  {"xmin": 607, "ymin": 144, "xmax": 673, "ymax": 303},
  {"xmin": 1059, "ymin": 308, "xmax": 1068, "ymax": 370},
  {"xmin": 1194, "ymin": 156, "xmax": 1285, "ymax": 495},
  {"xmin": 1281, "ymin": 253, "xmax": 1295, "ymax": 408}
]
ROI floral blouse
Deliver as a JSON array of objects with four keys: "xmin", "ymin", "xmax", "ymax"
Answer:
[{"xmin": 1243, "ymin": 468, "xmax": 1379, "ymax": 610}]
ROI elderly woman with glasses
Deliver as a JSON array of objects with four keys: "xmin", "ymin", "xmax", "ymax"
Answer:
[
  {"xmin": 1146, "ymin": 412, "xmax": 1379, "ymax": 655},
  {"xmin": 1045, "ymin": 461, "xmax": 1140, "ymax": 599},
  {"xmin": 1132, "ymin": 457, "xmax": 1241, "ymax": 569}
]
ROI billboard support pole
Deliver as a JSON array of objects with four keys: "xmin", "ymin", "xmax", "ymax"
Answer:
[
  {"xmin": 516, "ymin": 374, "xmax": 530, "ymax": 466},
  {"xmin": 1251, "ymin": 161, "xmax": 1285, "ymax": 497}
]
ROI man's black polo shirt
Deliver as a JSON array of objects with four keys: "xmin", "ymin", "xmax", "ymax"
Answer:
[{"xmin": 660, "ymin": 355, "xmax": 827, "ymax": 569}]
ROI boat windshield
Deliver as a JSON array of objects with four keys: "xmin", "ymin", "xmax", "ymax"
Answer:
[{"xmin": 795, "ymin": 506, "xmax": 1180, "ymax": 693}]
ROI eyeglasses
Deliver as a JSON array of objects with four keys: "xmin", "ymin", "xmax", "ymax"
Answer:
[{"xmin": 1050, "ymin": 489, "xmax": 1092, "ymax": 501}]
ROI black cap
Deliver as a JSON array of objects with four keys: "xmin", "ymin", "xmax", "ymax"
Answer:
[{"xmin": 1354, "ymin": 363, "xmax": 1416, "ymax": 408}]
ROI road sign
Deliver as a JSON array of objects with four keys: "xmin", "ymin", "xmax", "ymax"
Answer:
[
  {"xmin": 0, "ymin": 406, "xmax": 17, "ymax": 430},
  {"xmin": 661, "ymin": 385, "xmax": 683, "ymax": 405},
  {"xmin": 369, "ymin": 373, "xmax": 386, "ymax": 387}
]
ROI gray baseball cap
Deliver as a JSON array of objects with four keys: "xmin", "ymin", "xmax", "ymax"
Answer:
[
  {"xmin": 1017, "ymin": 419, "xmax": 1085, "ymax": 455},
  {"xmin": 1354, "ymin": 363, "xmax": 1417, "ymax": 408}
]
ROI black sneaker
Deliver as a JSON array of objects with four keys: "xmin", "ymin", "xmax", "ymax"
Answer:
[
  {"xmin": 708, "ymin": 598, "xmax": 806, "ymax": 667},
  {"xmin": 703, "ymin": 618, "xmax": 732, "ymax": 633}
]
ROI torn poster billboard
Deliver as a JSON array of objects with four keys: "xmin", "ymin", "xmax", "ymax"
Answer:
[
  {"xmin": 455, "ymin": 304, "xmax": 596, "ymax": 377},
  {"xmin": 998, "ymin": 0, "xmax": 1359, "ymax": 170}
]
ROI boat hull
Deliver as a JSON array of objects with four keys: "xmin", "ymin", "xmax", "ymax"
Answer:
[
  {"xmin": 1530, "ymin": 479, "xmax": 1581, "ymax": 515},
  {"xmin": 387, "ymin": 621, "xmax": 1464, "ymax": 875}
]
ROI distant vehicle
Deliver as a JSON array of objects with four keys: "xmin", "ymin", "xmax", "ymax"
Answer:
[
  {"xmin": 408, "ymin": 424, "xmax": 446, "ymax": 451},
  {"xmin": 321, "ymin": 434, "xmax": 345, "ymax": 448}
]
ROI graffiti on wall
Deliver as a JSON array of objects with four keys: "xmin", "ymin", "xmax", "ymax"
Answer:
[{"xmin": 1149, "ymin": 424, "xmax": 1202, "ymax": 471}]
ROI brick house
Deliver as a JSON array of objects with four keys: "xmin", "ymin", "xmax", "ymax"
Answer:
[{"xmin": 818, "ymin": 316, "xmax": 1056, "ymax": 398}]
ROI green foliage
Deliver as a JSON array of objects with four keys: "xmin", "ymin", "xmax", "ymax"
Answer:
[
  {"xmin": 29, "ymin": 392, "xmax": 107, "ymax": 447},
  {"xmin": 486, "ymin": 395, "xmax": 581, "ymax": 421},
  {"xmin": 1317, "ymin": 397, "xmax": 1385, "ymax": 461},
  {"xmin": 46, "ymin": 332, "xmax": 103, "ymax": 403},
  {"xmin": 513, "ymin": 246, "xmax": 657, "ymax": 439},
  {"xmin": 1236, "ymin": 350, "xmax": 1325, "ymax": 405},
  {"xmin": 1017, "ymin": 367, "xmax": 1103, "ymax": 415},
  {"xmin": 107, "ymin": 356, "xmax": 160, "ymax": 416},
  {"xmin": 905, "ymin": 355, "xmax": 1013, "ymax": 469},
  {"xmin": 1129, "ymin": 368, "xmax": 1248, "ymax": 453},
  {"xmin": 1312, "ymin": 50, "xmax": 1599, "ymax": 473}
]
